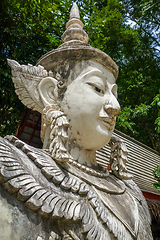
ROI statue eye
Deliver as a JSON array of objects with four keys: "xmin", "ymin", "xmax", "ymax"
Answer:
[
  {"xmin": 94, "ymin": 86, "xmax": 104, "ymax": 94},
  {"xmin": 87, "ymin": 82, "xmax": 104, "ymax": 95}
]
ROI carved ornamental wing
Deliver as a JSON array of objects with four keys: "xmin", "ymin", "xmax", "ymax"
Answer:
[
  {"xmin": 0, "ymin": 136, "xmax": 152, "ymax": 240},
  {"xmin": 0, "ymin": 136, "xmax": 82, "ymax": 221},
  {"xmin": 0, "ymin": 136, "xmax": 135, "ymax": 240},
  {"xmin": 0, "ymin": 136, "xmax": 111, "ymax": 240},
  {"xmin": 7, "ymin": 59, "xmax": 48, "ymax": 113}
]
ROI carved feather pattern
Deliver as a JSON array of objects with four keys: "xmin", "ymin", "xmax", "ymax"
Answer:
[
  {"xmin": 7, "ymin": 59, "xmax": 50, "ymax": 113},
  {"xmin": 0, "ymin": 136, "xmax": 151, "ymax": 240},
  {"xmin": 87, "ymin": 189, "xmax": 135, "ymax": 240},
  {"xmin": 123, "ymin": 179, "xmax": 151, "ymax": 224},
  {"xmin": 25, "ymin": 146, "xmax": 88, "ymax": 194},
  {"xmin": 81, "ymin": 206, "xmax": 110, "ymax": 240},
  {"xmin": 0, "ymin": 136, "xmax": 82, "ymax": 223}
]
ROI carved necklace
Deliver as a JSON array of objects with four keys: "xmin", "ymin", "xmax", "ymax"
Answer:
[
  {"xmin": 43, "ymin": 148, "xmax": 109, "ymax": 178},
  {"xmin": 67, "ymin": 158, "xmax": 109, "ymax": 178}
]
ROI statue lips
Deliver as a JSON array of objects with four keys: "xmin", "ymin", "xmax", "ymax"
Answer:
[{"xmin": 99, "ymin": 117, "xmax": 115, "ymax": 131}]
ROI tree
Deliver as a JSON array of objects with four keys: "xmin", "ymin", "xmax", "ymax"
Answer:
[
  {"xmin": 85, "ymin": 0, "xmax": 160, "ymax": 151},
  {"xmin": 153, "ymin": 165, "xmax": 160, "ymax": 192},
  {"xmin": 0, "ymin": 0, "xmax": 72, "ymax": 136},
  {"xmin": 118, "ymin": 0, "xmax": 160, "ymax": 150},
  {"xmin": 0, "ymin": 0, "xmax": 160, "ymax": 152}
]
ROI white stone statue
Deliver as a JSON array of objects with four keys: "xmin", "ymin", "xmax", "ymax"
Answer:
[{"xmin": 0, "ymin": 3, "xmax": 153, "ymax": 240}]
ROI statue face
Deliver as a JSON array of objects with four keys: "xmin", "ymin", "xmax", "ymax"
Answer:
[{"xmin": 61, "ymin": 61, "xmax": 120, "ymax": 150}]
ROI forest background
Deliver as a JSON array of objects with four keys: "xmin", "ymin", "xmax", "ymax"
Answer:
[{"xmin": 0, "ymin": 0, "xmax": 160, "ymax": 152}]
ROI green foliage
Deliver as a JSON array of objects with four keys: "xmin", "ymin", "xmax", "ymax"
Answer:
[
  {"xmin": 0, "ymin": 0, "xmax": 71, "ymax": 136},
  {"xmin": 151, "ymin": 92, "xmax": 160, "ymax": 132},
  {"xmin": 86, "ymin": 0, "xmax": 160, "ymax": 151},
  {"xmin": 0, "ymin": 0, "xmax": 160, "ymax": 153},
  {"xmin": 152, "ymin": 165, "xmax": 160, "ymax": 192}
]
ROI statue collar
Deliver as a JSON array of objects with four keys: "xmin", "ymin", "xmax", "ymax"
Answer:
[
  {"xmin": 2, "ymin": 136, "xmax": 139, "ymax": 239},
  {"xmin": 61, "ymin": 161, "xmax": 126, "ymax": 194}
]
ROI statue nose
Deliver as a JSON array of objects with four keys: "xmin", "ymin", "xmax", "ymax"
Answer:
[{"xmin": 104, "ymin": 97, "xmax": 120, "ymax": 117}]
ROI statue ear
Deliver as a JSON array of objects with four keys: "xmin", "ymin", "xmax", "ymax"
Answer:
[{"xmin": 38, "ymin": 77, "xmax": 58, "ymax": 106}]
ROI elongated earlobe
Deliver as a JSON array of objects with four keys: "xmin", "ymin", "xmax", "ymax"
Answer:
[{"xmin": 38, "ymin": 77, "xmax": 58, "ymax": 107}]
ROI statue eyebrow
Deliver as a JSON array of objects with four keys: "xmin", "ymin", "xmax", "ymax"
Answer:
[{"xmin": 81, "ymin": 69, "xmax": 107, "ymax": 85}]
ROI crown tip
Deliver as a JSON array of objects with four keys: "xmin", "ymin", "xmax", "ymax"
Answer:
[
  {"xmin": 61, "ymin": 2, "xmax": 89, "ymax": 45},
  {"xmin": 70, "ymin": 2, "xmax": 80, "ymax": 20}
]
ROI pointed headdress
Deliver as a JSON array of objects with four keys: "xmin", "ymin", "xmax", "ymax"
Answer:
[
  {"xmin": 7, "ymin": 3, "xmax": 118, "ymax": 114},
  {"xmin": 37, "ymin": 3, "xmax": 118, "ymax": 80}
]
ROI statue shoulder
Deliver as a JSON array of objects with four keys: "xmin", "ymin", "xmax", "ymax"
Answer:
[
  {"xmin": 0, "ymin": 136, "xmax": 114, "ymax": 239},
  {"xmin": 123, "ymin": 179, "xmax": 151, "ymax": 223},
  {"xmin": 0, "ymin": 135, "xmax": 84, "ymax": 220},
  {"xmin": 0, "ymin": 136, "xmax": 153, "ymax": 240}
]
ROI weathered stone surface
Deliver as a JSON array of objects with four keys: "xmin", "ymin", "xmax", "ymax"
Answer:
[
  {"xmin": 0, "ymin": 185, "xmax": 60, "ymax": 240},
  {"xmin": 0, "ymin": 136, "xmax": 153, "ymax": 239}
]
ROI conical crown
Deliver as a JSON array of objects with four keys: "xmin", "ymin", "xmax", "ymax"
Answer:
[
  {"xmin": 37, "ymin": 3, "xmax": 119, "ymax": 80},
  {"xmin": 61, "ymin": 3, "xmax": 89, "ymax": 45}
]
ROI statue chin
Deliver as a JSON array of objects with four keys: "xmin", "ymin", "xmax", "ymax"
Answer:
[
  {"xmin": 60, "ymin": 61, "xmax": 119, "ymax": 152},
  {"xmin": 67, "ymin": 123, "xmax": 114, "ymax": 151}
]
